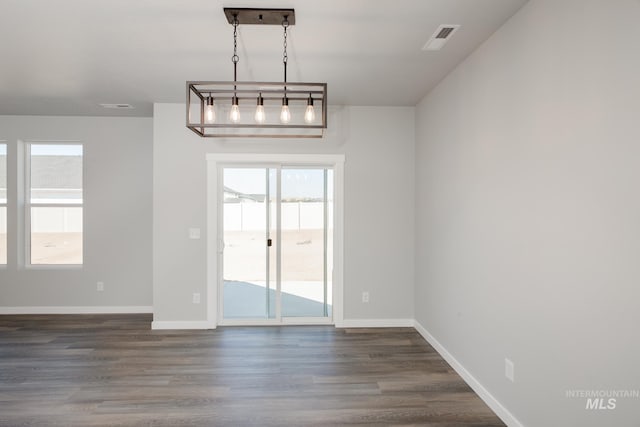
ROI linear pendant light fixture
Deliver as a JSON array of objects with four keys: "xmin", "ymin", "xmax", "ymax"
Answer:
[{"xmin": 186, "ymin": 8, "xmax": 327, "ymax": 138}]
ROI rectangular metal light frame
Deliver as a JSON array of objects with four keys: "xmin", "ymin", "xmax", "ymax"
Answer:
[{"xmin": 186, "ymin": 81, "xmax": 327, "ymax": 138}]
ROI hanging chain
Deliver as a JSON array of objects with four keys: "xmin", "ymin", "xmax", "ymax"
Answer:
[
  {"xmin": 232, "ymin": 16, "xmax": 239, "ymax": 64},
  {"xmin": 282, "ymin": 17, "xmax": 289, "ymax": 66},
  {"xmin": 232, "ymin": 15, "xmax": 239, "ymax": 82},
  {"xmin": 282, "ymin": 16, "xmax": 289, "ymax": 84}
]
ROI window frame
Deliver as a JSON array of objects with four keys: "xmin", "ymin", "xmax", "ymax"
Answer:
[{"xmin": 25, "ymin": 141, "xmax": 84, "ymax": 269}]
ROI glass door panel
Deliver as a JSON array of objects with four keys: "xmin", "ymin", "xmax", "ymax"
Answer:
[
  {"xmin": 268, "ymin": 168, "xmax": 278, "ymax": 319},
  {"xmin": 222, "ymin": 168, "xmax": 272, "ymax": 319},
  {"xmin": 280, "ymin": 168, "xmax": 332, "ymax": 318}
]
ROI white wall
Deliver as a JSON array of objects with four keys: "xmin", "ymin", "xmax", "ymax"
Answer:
[
  {"xmin": 0, "ymin": 116, "xmax": 153, "ymax": 309},
  {"xmin": 415, "ymin": 0, "xmax": 640, "ymax": 425},
  {"xmin": 153, "ymin": 104, "xmax": 415, "ymax": 324}
]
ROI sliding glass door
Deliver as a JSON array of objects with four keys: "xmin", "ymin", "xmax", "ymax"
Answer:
[{"xmin": 221, "ymin": 165, "xmax": 333, "ymax": 323}]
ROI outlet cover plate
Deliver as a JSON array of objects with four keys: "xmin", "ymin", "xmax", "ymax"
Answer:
[{"xmin": 362, "ymin": 291, "xmax": 370, "ymax": 303}]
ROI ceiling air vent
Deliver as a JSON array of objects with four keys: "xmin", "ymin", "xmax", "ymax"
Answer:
[
  {"xmin": 100, "ymin": 103, "xmax": 134, "ymax": 109},
  {"xmin": 422, "ymin": 24, "xmax": 460, "ymax": 51}
]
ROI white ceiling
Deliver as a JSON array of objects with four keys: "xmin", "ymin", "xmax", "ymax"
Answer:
[{"xmin": 0, "ymin": 0, "xmax": 528, "ymax": 117}]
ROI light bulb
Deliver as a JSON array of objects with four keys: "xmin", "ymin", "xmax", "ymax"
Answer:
[
  {"xmin": 280, "ymin": 105, "xmax": 291, "ymax": 124},
  {"xmin": 304, "ymin": 105, "xmax": 315, "ymax": 124},
  {"xmin": 304, "ymin": 94, "xmax": 316, "ymax": 124},
  {"xmin": 255, "ymin": 105, "xmax": 266, "ymax": 123},
  {"xmin": 280, "ymin": 98, "xmax": 291, "ymax": 124},
  {"xmin": 254, "ymin": 94, "xmax": 266, "ymax": 123},
  {"xmin": 230, "ymin": 105, "xmax": 241, "ymax": 123},
  {"xmin": 230, "ymin": 96, "xmax": 241, "ymax": 123},
  {"xmin": 205, "ymin": 97, "xmax": 216, "ymax": 124}
]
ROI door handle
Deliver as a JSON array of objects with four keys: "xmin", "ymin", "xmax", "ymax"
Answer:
[{"xmin": 267, "ymin": 238, "xmax": 272, "ymax": 247}]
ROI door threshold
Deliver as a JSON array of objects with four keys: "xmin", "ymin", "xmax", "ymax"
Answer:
[{"xmin": 219, "ymin": 318, "xmax": 334, "ymax": 327}]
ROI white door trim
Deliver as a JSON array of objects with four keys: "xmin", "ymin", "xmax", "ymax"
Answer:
[{"xmin": 206, "ymin": 153, "xmax": 345, "ymax": 328}]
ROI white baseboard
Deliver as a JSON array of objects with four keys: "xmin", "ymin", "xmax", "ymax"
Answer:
[
  {"xmin": 335, "ymin": 318, "xmax": 414, "ymax": 328},
  {"xmin": 151, "ymin": 320, "xmax": 216, "ymax": 330},
  {"xmin": 412, "ymin": 320, "xmax": 524, "ymax": 427},
  {"xmin": 0, "ymin": 306, "xmax": 153, "ymax": 315}
]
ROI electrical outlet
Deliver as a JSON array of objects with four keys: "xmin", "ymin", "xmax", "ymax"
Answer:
[
  {"xmin": 362, "ymin": 291, "xmax": 369, "ymax": 303},
  {"xmin": 192, "ymin": 293, "xmax": 201, "ymax": 304},
  {"xmin": 505, "ymin": 358, "xmax": 515, "ymax": 382},
  {"xmin": 97, "ymin": 282, "xmax": 104, "ymax": 292},
  {"xmin": 189, "ymin": 228, "xmax": 201, "ymax": 239}
]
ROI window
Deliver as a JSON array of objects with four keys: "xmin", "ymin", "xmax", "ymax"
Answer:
[
  {"xmin": 0, "ymin": 142, "xmax": 6, "ymax": 265},
  {"xmin": 27, "ymin": 143, "xmax": 83, "ymax": 265}
]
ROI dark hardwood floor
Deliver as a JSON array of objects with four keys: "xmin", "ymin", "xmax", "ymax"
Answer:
[{"xmin": 0, "ymin": 315, "xmax": 505, "ymax": 426}]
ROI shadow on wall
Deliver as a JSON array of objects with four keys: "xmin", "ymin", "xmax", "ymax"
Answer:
[{"xmin": 224, "ymin": 280, "xmax": 332, "ymax": 318}]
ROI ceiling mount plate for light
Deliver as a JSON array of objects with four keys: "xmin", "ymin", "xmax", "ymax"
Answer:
[{"xmin": 223, "ymin": 8, "xmax": 295, "ymax": 26}]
